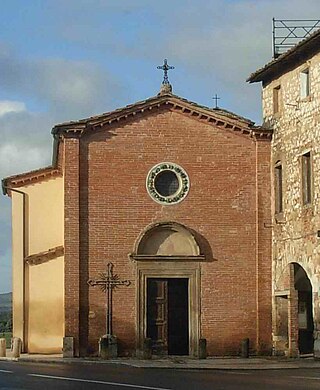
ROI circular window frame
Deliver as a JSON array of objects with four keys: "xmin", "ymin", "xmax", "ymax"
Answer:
[{"xmin": 146, "ymin": 162, "xmax": 190, "ymax": 205}]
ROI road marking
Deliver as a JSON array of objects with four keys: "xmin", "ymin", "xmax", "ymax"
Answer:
[
  {"xmin": 225, "ymin": 371, "xmax": 250, "ymax": 375},
  {"xmin": 0, "ymin": 369, "xmax": 13, "ymax": 373},
  {"xmin": 28, "ymin": 374, "xmax": 173, "ymax": 390},
  {"xmin": 291, "ymin": 376, "xmax": 320, "ymax": 380}
]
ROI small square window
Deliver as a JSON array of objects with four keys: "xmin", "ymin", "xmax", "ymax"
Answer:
[
  {"xmin": 300, "ymin": 68, "xmax": 310, "ymax": 98},
  {"xmin": 273, "ymin": 85, "xmax": 281, "ymax": 114}
]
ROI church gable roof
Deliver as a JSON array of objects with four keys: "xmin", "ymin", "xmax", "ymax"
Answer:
[
  {"xmin": 247, "ymin": 28, "xmax": 320, "ymax": 84},
  {"xmin": 3, "ymin": 93, "xmax": 271, "ymax": 195},
  {"xmin": 2, "ymin": 166, "xmax": 62, "ymax": 195},
  {"xmin": 52, "ymin": 93, "xmax": 267, "ymax": 138}
]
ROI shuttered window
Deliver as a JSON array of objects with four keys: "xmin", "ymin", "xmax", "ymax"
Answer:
[
  {"xmin": 300, "ymin": 68, "xmax": 310, "ymax": 99},
  {"xmin": 302, "ymin": 152, "xmax": 312, "ymax": 205},
  {"xmin": 275, "ymin": 162, "xmax": 283, "ymax": 214}
]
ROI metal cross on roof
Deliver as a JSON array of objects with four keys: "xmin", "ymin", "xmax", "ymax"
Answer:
[
  {"xmin": 87, "ymin": 262, "xmax": 131, "ymax": 335},
  {"xmin": 212, "ymin": 94, "xmax": 221, "ymax": 109},
  {"xmin": 157, "ymin": 59, "xmax": 174, "ymax": 85}
]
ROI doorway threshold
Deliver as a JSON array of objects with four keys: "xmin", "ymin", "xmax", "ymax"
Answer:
[{"xmin": 299, "ymin": 353, "xmax": 314, "ymax": 358}]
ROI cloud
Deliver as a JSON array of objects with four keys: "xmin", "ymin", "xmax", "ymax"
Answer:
[
  {"xmin": 145, "ymin": 0, "xmax": 320, "ymax": 117},
  {"xmin": 0, "ymin": 110, "xmax": 54, "ymax": 176},
  {"xmin": 0, "ymin": 101, "xmax": 26, "ymax": 117},
  {"xmin": 0, "ymin": 51, "xmax": 125, "ymax": 122},
  {"xmin": 0, "ymin": 34, "xmax": 128, "ymax": 294},
  {"xmin": 27, "ymin": 59, "xmax": 125, "ymax": 119},
  {"xmin": 0, "ymin": 107, "xmax": 54, "ymax": 294},
  {"xmin": 0, "ymin": 143, "xmax": 51, "ymax": 178},
  {"xmin": 51, "ymin": 0, "xmax": 320, "ymax": 120},
  {"xmin": 0, "ymin": 105, "xmax": 53, "ymax": 297}
]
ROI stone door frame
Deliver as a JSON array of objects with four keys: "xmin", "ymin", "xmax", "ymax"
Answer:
[{"xmin": 136, "ymin": 261, "xmax": 201, "ymax": 357}]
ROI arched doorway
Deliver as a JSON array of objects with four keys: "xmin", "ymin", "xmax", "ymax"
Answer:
[
  {"xmin": 131, "ymin": 222, "xmax": 204, "ymax": 357},
  {"xmin": 294, "ymin": 263, "xmax": 314, "ymax": 354}
]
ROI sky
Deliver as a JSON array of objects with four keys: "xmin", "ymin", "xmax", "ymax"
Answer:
[{"xmin": 1, "ymin": 0, "xmax": 320, "ymax": 293}]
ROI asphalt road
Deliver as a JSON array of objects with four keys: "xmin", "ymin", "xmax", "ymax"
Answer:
[{"xmin": 0, "ymin": 361, "xmax": 320, "ymax": 390}]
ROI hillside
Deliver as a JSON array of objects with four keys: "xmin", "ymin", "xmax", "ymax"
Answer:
[{"xmin": 0, "ymin": 292, "xmax": 12, "ymax": 313}]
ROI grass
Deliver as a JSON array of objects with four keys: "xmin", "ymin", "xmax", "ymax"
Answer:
[{"xmin": 0, "ymin": 332, "xmax": 12, "ymax": 347}]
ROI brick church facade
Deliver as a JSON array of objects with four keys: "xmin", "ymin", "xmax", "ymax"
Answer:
[{"xmin": 3, "ymin": 82, "xmax": 272, "ymax": 357}]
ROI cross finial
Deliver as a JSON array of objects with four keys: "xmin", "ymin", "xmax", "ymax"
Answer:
[
  {"xmin": 157, "ymin": 59, "xmax": 174, "ymax": 85},
  {"xmin": 212, "ymin": 94, "xmax": 221, "ymax": 109}
]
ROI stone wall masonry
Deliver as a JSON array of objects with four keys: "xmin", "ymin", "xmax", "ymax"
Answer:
[{"xmin": 262, "ymin": 51, "xmax": 320, "ymax": 354}]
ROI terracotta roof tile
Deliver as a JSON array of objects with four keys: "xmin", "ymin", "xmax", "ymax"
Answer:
[
  {"xmin": 2, "ymin": 166, "xmax": 61, "ymax": 195},
  {"xmin": 52, "ymin": 93, "xmax": 254, "ymax": 133},
  {"xmin": 3, "ymin": 93, "xmax": 271, "ymax": 196}
]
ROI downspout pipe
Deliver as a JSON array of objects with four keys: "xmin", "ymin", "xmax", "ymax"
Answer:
[{"xmin": 3, "ymin": 186, "xmax": 27, "ymax": 352}]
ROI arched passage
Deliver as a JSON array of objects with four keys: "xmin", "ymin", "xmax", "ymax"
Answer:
[
  {"xmin": 294, "ymin": 263, "xmax": 314, "ymax": 354},
  {"xmin": 274, "ymin": 262, "xmax": 314, "ymax": 356}
]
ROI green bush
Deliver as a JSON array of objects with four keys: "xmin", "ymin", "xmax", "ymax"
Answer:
[
  {"xmin": 0, "ymin": 312, "xmax": 12, "ymax": 333},
  {"xmin": 0, "ymin": 312, "xmax": 12, "ymax": 347},
  {"xmin": 0, "ymin": 332, "xmax": 12, "ymax": 347}
]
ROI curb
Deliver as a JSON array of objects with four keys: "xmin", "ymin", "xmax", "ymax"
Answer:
[
  {"xmin": 1, "ymin": 356, "xmax": 320, "ymax": 370},
  {"xmin": 0, "ymin": 357, "xmax": 18, "ymax": 362}
]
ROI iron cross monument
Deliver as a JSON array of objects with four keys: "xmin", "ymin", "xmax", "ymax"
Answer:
[{"xmin": 87, "ymin": 262, "xmax": 131, "ymax": 335}]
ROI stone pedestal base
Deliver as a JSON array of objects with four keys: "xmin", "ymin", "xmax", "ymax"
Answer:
[
  {"xmin": 0, "ymin": 338, "xmax": 6, "ymax": 357},
  {"xmin": 141, "ymin": 338, "xmax": 152, "ymax": 359},
  {"xmin": 240, "ymin": 338, "xmax": 249, "ymax": 358},
  {"xmin": 63, "ymin": 337, "xmax": 75, "ymax": 358},
  {"xmin": 99, "ymin": 334, "xmax": 118, "ymax": 359},
  {"xmin": 199, "ymin": 338, "xmax": 207, "ymax": 359},
  {"xmin": 272, "ymin": 335, "xmax": 288, "ymax": 356},
  {"xmin": 11, "ymin": 337, "xmax": 21, "ymax": 358},
  {"xmin": 314, "ymin": 338, "xmax": 320, "ymax": 359}
]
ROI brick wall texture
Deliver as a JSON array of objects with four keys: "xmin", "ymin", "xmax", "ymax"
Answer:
[{"xmin": 63, "ymin": 106, "xmax": 272, "ymax": 356}]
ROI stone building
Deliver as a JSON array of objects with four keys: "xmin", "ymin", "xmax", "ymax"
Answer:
[
  {"xmin": 2, "ymin": 81, "xmax": 272, "ymax": 357},
  {"xmin": 248, "ymin": 29, "xmax": 320, "ymax": 357}
]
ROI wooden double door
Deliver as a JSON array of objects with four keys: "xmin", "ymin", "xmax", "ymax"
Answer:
[{"xmin": 147, "ymin": 278, "xmax": 189, "ymax": 355}]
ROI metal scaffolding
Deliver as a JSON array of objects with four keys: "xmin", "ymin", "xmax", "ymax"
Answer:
[{"xmin": 272, "ymin": 18, "xmax": 320, "ymax": 58}]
